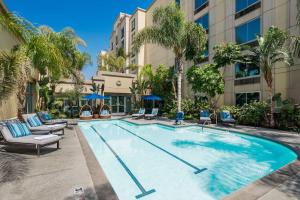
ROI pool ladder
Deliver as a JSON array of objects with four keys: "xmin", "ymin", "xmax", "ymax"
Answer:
[{"xmin": 201, "ymin": 112, "xmax": 217, "ymax": 133}]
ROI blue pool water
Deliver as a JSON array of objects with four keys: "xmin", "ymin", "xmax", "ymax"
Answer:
[{"xmin": 79, "ymin": 120, "xmax": 297, "ymax": 200}]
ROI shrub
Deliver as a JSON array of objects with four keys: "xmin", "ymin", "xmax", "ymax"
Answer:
[
  {"xmin": 278, "ymin": 101, "xmax": 300, "ymax": 132},
  {"xmin": 239, "ymin": 101, "xmax": 269, "ymax": 126}
]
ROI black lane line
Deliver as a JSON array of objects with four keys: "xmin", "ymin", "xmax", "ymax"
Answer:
[
  {"xmin": 90, "ymin": 126, "xmax": 156, "ymax": 199},
  {"xmin": 114, "ymin": 124, "xmax": 207, "ymax": 174}
]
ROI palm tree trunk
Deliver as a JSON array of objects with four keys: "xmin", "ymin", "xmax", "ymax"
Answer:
[
  {"xmin": 175, "ymin": 57, "xmax": 183, "ymax": 112},
  {"xmin": 269, "ymin": 88, "xmax": 275, "ymax": 127}
]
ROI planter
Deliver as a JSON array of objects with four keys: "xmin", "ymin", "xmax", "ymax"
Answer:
[{"xmin": 93, "ymin": 114, "xmax": 100, "ymax": 119}]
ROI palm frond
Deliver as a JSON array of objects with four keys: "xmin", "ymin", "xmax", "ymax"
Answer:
[{"xmin": 0, "ymin": 51, "xmax": 19, "ymax": 100}]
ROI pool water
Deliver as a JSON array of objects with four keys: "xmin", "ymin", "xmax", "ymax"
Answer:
[{"xmin": 79, "ymin": 120, "xmax": 297, "ymax": 200}]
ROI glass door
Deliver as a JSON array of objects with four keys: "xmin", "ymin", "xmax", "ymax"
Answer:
[
  {"xmin": 111, "ymin": 96, "xmax": 118, "ymax": 113},
  {"xmin": 118, "ymin": 96, "xmax": 125, "ymax": 113}
]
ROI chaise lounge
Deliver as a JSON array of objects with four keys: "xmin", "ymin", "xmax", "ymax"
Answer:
[
  {"xmin": 37, "ymin": 111, "xmax": 68, "ymax": 125},
  {"xmin": 200, "ymin": 110, "xmax": 211, "ymax": 124},
  {"xmin": 219, "ymin": 110, "xmax": 236, "ymax": 126},
  {"xmin": 145, "ymin": 108, "xmax": 159, "ymax": 120},
  {"xmin": 132, "ymin": 108, "xmax": 145, "ymax": 119},
  {"xmin": 22, "ymin": 114, "xmax": 66, "ymax": 135},
  {"xmin": 0, "ymin": 120, "xmax": 61, "ymax": 156}
]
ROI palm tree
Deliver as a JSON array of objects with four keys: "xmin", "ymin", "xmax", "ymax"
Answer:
[
  {"xmin": 132, "ymin": 3, "xmax": 207, "ymax": 112},
  {"xmin": 0, "ymin": 50, "xmax": 19, "ymax": 101},
  {"xmin": 246, "ymin": 26, "xmax": 293, "ymax": 127}
]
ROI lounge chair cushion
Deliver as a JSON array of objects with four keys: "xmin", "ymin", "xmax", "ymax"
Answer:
[
  {"xmin": 28, "ymin": 116, "xmax": 42, "ymax": 127},
  {"xmin": 101, "ymin": 110, "xmax": 109, "ymax": 115},
  {"xmin": 6, "ymin": 122, "xmax": 31, "ymax": 138},
  {"xmin": 200, "ymin": 110, "xmax": 210, "ymax": 117},
  {"xmin": 138, "ymin": 108, "xmax": 145, "ymax": 114},
  {"xmin": 82, "ymin": 111, "xmax": 92, "ymax": 117},
  {"xmin": 200, "ymin": 117, "xmax": 211, "ymax": 121},
  {"xmin": 42, "ymin": 113, "xmax": 52, "ymax": 120}
]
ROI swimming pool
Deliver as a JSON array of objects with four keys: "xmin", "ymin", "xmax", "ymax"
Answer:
[{"xmin": 79, "ymin": 120, "xmax": 297, "ymax": 200}]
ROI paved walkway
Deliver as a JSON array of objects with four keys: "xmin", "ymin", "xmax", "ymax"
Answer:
[{"xmin": 0, "ymin": 127, "xmax": 97, "ymax": 200}]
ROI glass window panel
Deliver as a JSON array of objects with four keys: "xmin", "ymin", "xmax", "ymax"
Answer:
[
  {"xmin": 195, "ymin": 13, "xmax": 209, "ymax": 30},
  {"xmin": 175, "ymin": 0, "xmax": 180, "ymax": 6},
  {"xmin": 248, "ymin": 18, "xmax": 260, "ymax": 41},
  {"xmin": 235, "ymin": 63, "xmax": 260, "ymax": 78},
  {"xmin": 236, "ymin": 0, "xmax": 259, "ymax": 12},
  {"xmin": 235, "ymin": 24, "xmax": 247, "ymax": 44},
  {"xmin": 195, "ymin": 0, "xmax": 208, "ymax": 10},
  {"xmin": 247, "ymin": 92, "xmax": 260, "ymax": 103},
  {"xmin": 236, "ymin": 93, "xmax": 247, "ymax": 106},
  {"xmin": 235, "ymin": 17, "xmax": 260, "ymax": 44}
]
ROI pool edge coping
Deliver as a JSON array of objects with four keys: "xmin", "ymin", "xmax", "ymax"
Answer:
[
  {"xmin": 75, "ymin": 125, "xmax": 119, "ymax": 200},
  {"xmin": 77, "ymin": 119, "xmax": 300, "ymax": 200}
]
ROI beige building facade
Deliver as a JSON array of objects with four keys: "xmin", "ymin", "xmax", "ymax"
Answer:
[
  {"xmin": 109, "ymin": 0, "xmax": 300, "ymax": 106},
  {"xmin": 55, "ymin": 71, "xmax": 136, "ymax": 114},
  {"xmin": 0, "ymin": 1, "xmax": 37, "ymax": 120}
]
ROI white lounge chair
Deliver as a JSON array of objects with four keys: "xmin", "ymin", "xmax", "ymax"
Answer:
[
  {"xmin": 132, "ymin": 108, "xmax": 146, "ymax": 119},
  {"xmin": 145, "ymin": 108, "xmax": 159, "ymax": 119},
  {"xmin": 0, "ymin": 120, "xmax": 61, "ymax": 156},
  {"xmin": 22, "ymin": 114, "xmax": 66, "ymax": 135}
]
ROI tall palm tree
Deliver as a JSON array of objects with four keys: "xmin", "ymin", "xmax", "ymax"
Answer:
[
  {"xmin": 132, "ymin": 3, "xmax": 207, "ymax": 112},
  {"xmin": 246, "ymin": 26, "xmax": 293, "ymax": 127}
]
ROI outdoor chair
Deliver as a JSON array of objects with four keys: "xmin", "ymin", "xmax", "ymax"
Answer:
[
  {"xmin": 200, "ymin": 110, "xmax": 211, "ymax": 124},
  {"xmin": 145, "ymin": 108, "xmax": 159, "ymax": 120},
  {"xmin": 99, "ymin": 105, "xmax": 112, "ymax": 119},
  {"xmin": 175, "ymin": 111, "xmax": 184, "ymax": 125},
  {"xmin": 37, "ymin": 111, "xmax": 68, "ymax": 125},
  {"xmin": 22, "ymin": 114, "xmax": 65, "ymax": 135},
  {"xmin": 79, "ymin": 105, "xmax": 93, "ymax": 120},
  {"xmin": 219, "ymin": 110, "xmax": 236, "ymax": 126},
  {"xmin": 0, "ymin": 120, "xmax": 61, "ymax": 156},
  {"xmin": 132, "ymin": 108, "xmax": 146, "ymax": 119}
]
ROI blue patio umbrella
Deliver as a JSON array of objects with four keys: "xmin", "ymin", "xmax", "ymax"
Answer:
[
  {"xmin": 83, "ymin": 93, "xmax": 110, "ymax": 100},
  {"xmin": 142, "ymin": 95, "xmax": 162, "ymax": 108},
  {"xmin": 142, "ymin": 95, "xmax": 162, "ymax": 101}
]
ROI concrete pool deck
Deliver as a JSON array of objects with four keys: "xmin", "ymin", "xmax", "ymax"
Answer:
[{"xmin": 0, "ymin": 117, "xmax": 299, "ymax": 200}]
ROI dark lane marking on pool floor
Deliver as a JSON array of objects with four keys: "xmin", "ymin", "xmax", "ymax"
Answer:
[
  {"xmin": 91, "ymin": 126, "xmax": 156, "ymax": 199},
  {"xmin": 114, "ymin": 124, "xmax": 207, "ymax": 174}
]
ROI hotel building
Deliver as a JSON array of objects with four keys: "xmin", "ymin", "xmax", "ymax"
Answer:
[{"xmin": 109, "ymin": 0, "xmax": 300, "ymax": 106}]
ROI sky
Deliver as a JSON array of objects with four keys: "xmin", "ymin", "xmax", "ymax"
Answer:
[{"xmin": 4, "ymin": 0, "xmax": 153, "ymax": 79}]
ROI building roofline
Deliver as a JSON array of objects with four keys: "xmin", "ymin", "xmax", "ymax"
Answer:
[
  {"xmin": 146, "ymin": 0, "xmax": 158, "ymax": 11},
  {"xmin": 130, "ymin": 7, "xmax": 146, "ymax": 19}
]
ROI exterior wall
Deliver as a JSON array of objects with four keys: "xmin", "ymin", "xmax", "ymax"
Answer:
[
  {"xmin": 55, "ymin": 80, "xmax": 93, "ymax": 95},
  {"xmin": 129, "ymin": 8, "xmax": 146, "ymax": 71},
  {"xmin": 94, "ymin": 71, "xmax": 136, "ymax": 94},
  {"xmin": 112, "ymin": 0, "xmax": 300, "ymax": 105},
  {"xmin": 0, "ymin": 4, "xmax": 21, "ymax": 120},
  {"xmin": 144, "ymin": 0, "xmax": 175, "ymax": 70}
]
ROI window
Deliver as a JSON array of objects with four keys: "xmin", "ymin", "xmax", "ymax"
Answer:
[
  {"xmin": 115, "ymin": 36, "xmax": 118, "ymax": 45},
  {"xmin": 195, "ymin": 13, "xmax": 209, "ymax": 30},
  {"xmin": 175, "ymin": 0, "xmax": 180, "ymax": 6},
  {"xmin": 121, "ymin": 40, "xmax": 125, "ymax": 48},
  {"xmin": 131, "ymin": 19, "xmax": 136, "ymax": 31},
  {"xmin": 111, "ymin": 42, "xmax": 114, "ymax": 50},
  {"xmin": 236, "ymin": 92, "xmax": 260, "ymax": 106},
  {"xmin": 195, "ymin": 0, "xmax": 208, "ymax": 10},
  {"xmin": 235, "ymin": 63, "xmax": 260, "ymax": 78},
  {"xmin": 236, "ymin": 0, "xmax": 259, "ymax": 13},
  {"xmin": 235, "ymin": 17, "xmax": 260, "ymax": 44},
  {"xmin": 121, "ymin": 27, "xmax": 125, "ymax": 39},
  {"xmin": 131, "ymin": 32, "xmax": 135, "ymax": 43}
]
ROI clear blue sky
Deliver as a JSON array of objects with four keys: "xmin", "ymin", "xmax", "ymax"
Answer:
[{"xmin": 4, "ymin": 0, "xmax": 153, "ymax": 79}]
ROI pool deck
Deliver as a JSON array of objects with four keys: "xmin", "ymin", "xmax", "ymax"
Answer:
[{"xmin": 0, "ymin": 117, "xmax": 299, "ymax": 200}]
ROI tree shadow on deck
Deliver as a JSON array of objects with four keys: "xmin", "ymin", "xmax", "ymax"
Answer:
[{"xmin": 0, "ymin": 150, "xmax": 29, "ymax": 183}]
